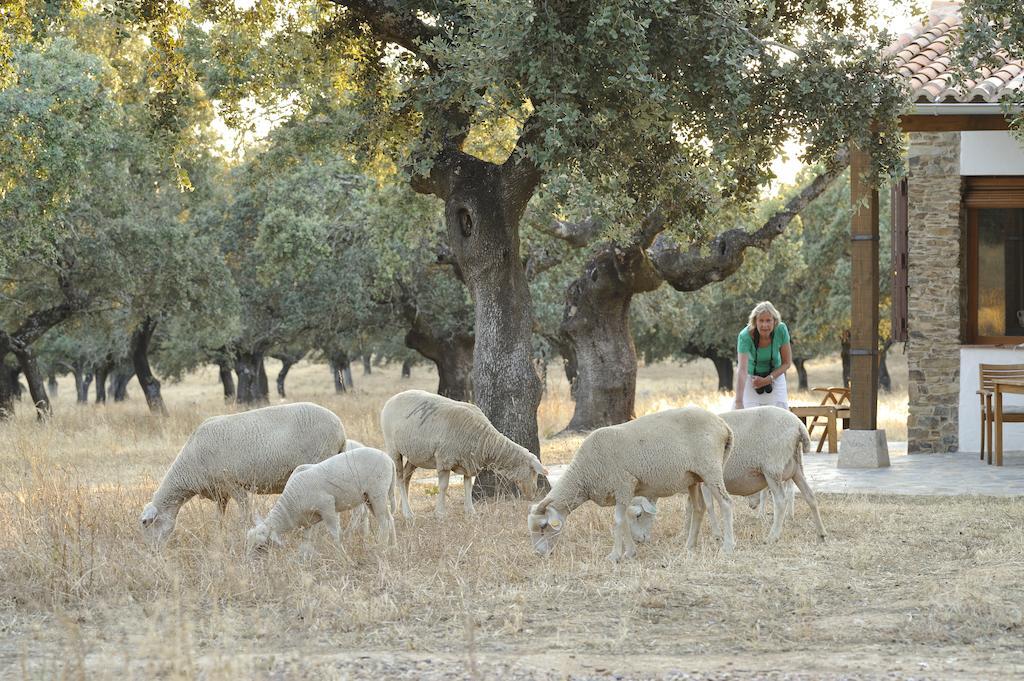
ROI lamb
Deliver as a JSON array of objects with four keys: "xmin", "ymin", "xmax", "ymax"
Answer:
[
  {"xmin": 139, "ymin": 402, "xmax": 347, "ymax": 544},
  {"xmin": 527, "ymin": 406, "xmax": 736, "ymax": 562},
  {"xmin": 629, "ymin": 406, "xmax": 826, "ymax": 545},
  {"xmin": 245, "ymin": 446, "xmax": 397, "ymax": 556},
  {"xmin": 380, "ymin": 390, "xmax": 547, "ymax": 519}
]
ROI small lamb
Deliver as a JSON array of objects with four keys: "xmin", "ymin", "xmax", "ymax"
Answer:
[
  {"xmin": 630, "ymin": 406, "xmax": 826, "ymax": 545},
  {"xmin": 380, "ymin": 390, "xmax": 547, "ymax": 519},
  {"xmin": 527, "ymin": 406, "xmax": 735, "ymax": 562},
  {"xmin": 245, "ymin": 446, "xmax": 397, "ymax": 556},
  {"xmin": 140, "ymin": 402, "xmax": 347, "ymax": 544}
]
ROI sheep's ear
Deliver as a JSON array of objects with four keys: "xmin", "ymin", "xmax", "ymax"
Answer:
[
  {"xmin": 530, "ymin": 457, "xmax": 545, "ymax": 475},
  {"xmin": 638, "ymin": 497, "xmax": 657, "ymax": 515}
]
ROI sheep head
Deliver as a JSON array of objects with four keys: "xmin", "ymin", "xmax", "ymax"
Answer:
[
  {"xmin": 527, "ymin": 499, "xmax": 565, "ymax": 556},
  {"xmin": 627, "ymin": 496, "xmax": 657, "ymax": 543},
  {"xmin": 245, "ymin": 521, "xmax": 283, "ymax": 557},
  {"xmin": 139, "ymin": 503, "xmax": 178, "ymax": 545}
]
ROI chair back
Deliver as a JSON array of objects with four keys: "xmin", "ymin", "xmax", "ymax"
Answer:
[{"xmin": 978, "ymin": 363, "xmax": 1024, "ymax": 392}]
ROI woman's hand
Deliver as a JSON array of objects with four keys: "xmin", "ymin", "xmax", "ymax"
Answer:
[{"xmin": 751, "ymin": 374, "xmax": 772, "ymax": 389}]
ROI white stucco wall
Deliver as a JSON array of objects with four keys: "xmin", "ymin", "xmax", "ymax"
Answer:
[
  {"xmin": 960, "ymin": 131, "xmax": 1024, "ymax": 175},
  {"xmin": 958, "ymin": 347, "xmax": 1024, "ymax": 453}
]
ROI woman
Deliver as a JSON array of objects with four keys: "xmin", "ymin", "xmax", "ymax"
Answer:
[{"xmin": 733, "ymin": 301, "xmax": 792, "ymax": 410}]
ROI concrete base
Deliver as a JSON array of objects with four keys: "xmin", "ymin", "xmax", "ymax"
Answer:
[{"xmin": 837, "ymin": 429, "xmax": 891, "ymax": 469}]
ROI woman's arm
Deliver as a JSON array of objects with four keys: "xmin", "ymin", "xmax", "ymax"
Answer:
[
  {"xmin": 734, "ymin": 353, "xmax": 748, "ymax": 408},
  {"xmin": 771, "ymin": 342, "xmax": 793, "ymax": 381}
]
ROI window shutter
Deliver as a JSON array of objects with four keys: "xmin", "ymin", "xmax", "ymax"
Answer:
[{"xmin": 891, "ymin": 178, "xmax": 909, "ymax": 342}]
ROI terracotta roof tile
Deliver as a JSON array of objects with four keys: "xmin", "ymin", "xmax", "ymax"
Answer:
[{"xmin": 888, "ymin": 8, "xmax": 1023, "ymax": 103}]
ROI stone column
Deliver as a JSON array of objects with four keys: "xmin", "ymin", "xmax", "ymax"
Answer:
[{"xmin": 906, "ymin": 132, "xmax": 963, "ymax": 452}]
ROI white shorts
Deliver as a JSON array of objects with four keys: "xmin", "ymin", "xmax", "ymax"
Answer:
[{"xmin": 741, "ymin": 374, "xmax": 789, "ymax": 409}]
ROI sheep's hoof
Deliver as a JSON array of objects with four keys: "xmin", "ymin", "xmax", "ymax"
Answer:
[
  {"xmin": 298, "ymin": 542, "xmax": 316, "ymax": 562},
  {"xmin": 722, "ymin": 542, "xmax": 736, "ymax": 555},
  {"xmin": 606, "ymin": 551, "xmax": 622, "ymax": 563},
  {"xmin": 818, "ymin": 533, "xmax": 828, "ymax": 543}
]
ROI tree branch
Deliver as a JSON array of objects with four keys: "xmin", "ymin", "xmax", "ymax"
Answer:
[
  {"xmin": 650, "ymin": 148, "xmax": 850, "ymax": 291},
  {"xmin": 329, "ymin": 0, "xmax": 444, "ymax": 66}
]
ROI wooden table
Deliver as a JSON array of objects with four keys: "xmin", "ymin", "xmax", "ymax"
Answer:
[{"xmin": 993, "ymin": 379, "xmax": 1024, "ymax": 466}]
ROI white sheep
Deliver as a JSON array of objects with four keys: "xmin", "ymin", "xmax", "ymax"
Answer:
[
  {"xmin": 380, "ymin": 390, "xmax": 547, "ymax": 519},
  {"xmin": 629, "ymin": 406, "xmax": 826, "ymax": 545},
  {"xmin": 139, "ymin": 402, "xmax": 347, "ymax": 544},
  {"xmin": 527, "ymin": 407, "xmax": 736, "ymax": 562},
  {"xmin": 245, "ymin": 446, "xmax": 397, "ymax": 556}
]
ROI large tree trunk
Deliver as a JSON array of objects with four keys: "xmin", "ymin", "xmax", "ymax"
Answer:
[
  {"xmin": 793, "ymin": 357, "xmax": 809, "ymax": 390},
  {"xmin": 561, "ymin": 244, "xmax": 663, "ymax": 432},
  {"xmin": 131, "ymin": 316, "xmax": 168, "ymax": 416},
  {"xmin": 112, "ymin": 368, "xmax": 134, "ymax": 401},
  {"xmin": 215, "ymin": 358, "xmax": 235, "ymax": 401},
  {"xmin": 235, "ymin": 350, "xmax": 269, "ymax": 405},
  {"xmin": 404, "ymin": 326, "xmax": 475, "ymax": 402},
  {"xmin": 14, "ymin": 346, "xmax": 51, "ymax": 419}
]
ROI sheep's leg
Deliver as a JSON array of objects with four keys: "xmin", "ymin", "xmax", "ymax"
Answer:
[
  {"xmin": 398, "ymin": 460, "xmax": 416, "ymax": 519},
  {"xmin": 699, "ymin": 485, "xmax": 722, "ymax": 539},
  {"xmin": 607, "ymin": 502, "xmax": 631, "ymax": 562},
  {"xmin": 791, "ymin": 468, "xmax": 827, "ymax": 542},
  {"xmin": 298, "ymin": 525, "xmax": 317, "ymax": 560},
  {"xmin": 369, "ymin": 495, "xmax": 397, "ymax": 547},
  {"xmin": 703, "ymin": 482, "xmax": 735, "ymax": 554},
  {"xmin": 229, "ymin": 487, "xmax": 251, "ymax": 523},
  {"xmin": 763, "ymin": 476, "xmax": 788, "ymax": 543},
  {"xmin": 785, "ymin": 481, "xmax": 796, "ymax": 520},
  {"xmin": 463, "ymin": 475, "xmax": 475, "ymax": 515},
  {"xmin": 345, "ymin": 504, "xmax": 369, "ymax": 537},
  {"xmin": 435, "ymin": 470, "xmax": 450, "ymax": 519},
  {"xmin": 684, "ymin": 483, "xmax": 706, "ymax": 550},
  {"xmin": 320, "ymin": 506, "xmax": 343, "ymax": 547}
]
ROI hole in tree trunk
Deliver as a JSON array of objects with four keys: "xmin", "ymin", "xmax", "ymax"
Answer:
[{"xmin": 458, "ymin": 208, "xmax": 473, "ymax": 238}]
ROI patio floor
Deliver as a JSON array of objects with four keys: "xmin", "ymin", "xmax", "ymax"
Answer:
[{"xmin": 413, "ymin": 442, "xmax": 1024, "ymax": 497}]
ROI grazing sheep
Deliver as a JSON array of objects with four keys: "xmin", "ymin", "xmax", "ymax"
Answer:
[
  {"xmin": 139, "ymin": 402, "xmax": 346, "ymax": 544},
  {"xmin": 245, "ymin": 446, "xmax": 397, "ymax": 556},
  {"xmin": 380, "ymin": 390, "xmax": 546, "ymax": 519},
  {"xmin": 527, "ymin": 407, "xmax": 735, "ymax": 562},
  {"xmin": 630, "ymin": 406, "xmax": 826, "ymax": 545}
]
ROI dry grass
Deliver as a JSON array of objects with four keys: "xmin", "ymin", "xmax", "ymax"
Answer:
[{"xmin": 1, "ymin": 354, "xmax": 1022, "ymax": 679}]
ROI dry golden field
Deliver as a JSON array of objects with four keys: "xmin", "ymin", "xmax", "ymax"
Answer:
[{"xmin": 2, "ymin": 354, "xmax": 1023, "ymax": 680}]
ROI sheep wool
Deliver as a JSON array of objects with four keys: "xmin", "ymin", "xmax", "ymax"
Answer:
[
  {"xmin": 140, "ymin": 402, "xmax": 347, "ymax": 544},
  {"xmin": 246, "ymin": 447, "xmax": 397, "ymax": 555},
  {"xmin": 527, "ymin": 406, "xmax": 735, "ymax": 562},
  {"xmin": 380, "ymin": 390, "xmax": 545, "ymax": 519}
]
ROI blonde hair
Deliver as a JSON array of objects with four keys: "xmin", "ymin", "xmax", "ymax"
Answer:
[{"xmin": 746, "ymin": 301, "xmax": 783, "ymax": 334}]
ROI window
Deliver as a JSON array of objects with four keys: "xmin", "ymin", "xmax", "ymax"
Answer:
[{"xmin": 966, "ymin": 178, "xmax": 1024, "ymax": 343}]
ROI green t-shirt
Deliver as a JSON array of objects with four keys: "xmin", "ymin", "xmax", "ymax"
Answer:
[{"xmin": 737, "ymin": 322, "xmax": 790, "ymax": 376}]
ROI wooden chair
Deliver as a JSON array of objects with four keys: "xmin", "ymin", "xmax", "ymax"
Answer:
[
  {"xmin": 790, "ymin": 387, "xmax": 851, "ymax": 453},
  {"xmin": 978, "ymin": 363, "xmax": 1024, "ymax": 464}
]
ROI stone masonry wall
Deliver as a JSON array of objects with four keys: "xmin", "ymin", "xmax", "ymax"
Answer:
[{"xmin": 906, "ymin": 132, "xmax": 963, "ymax": 452}]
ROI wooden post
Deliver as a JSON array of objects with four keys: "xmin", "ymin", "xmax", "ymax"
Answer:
[{"xmin": 849, "ymin": 142, "xmax": 879, "ymax": 430}]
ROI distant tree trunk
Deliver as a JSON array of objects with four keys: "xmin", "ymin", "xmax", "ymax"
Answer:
[
  {"xmin": 0, "ymin": 361, "xmax": 17, "ymax": 418},
  {"xmin": 112, "ymin": 369, "xmax": 134, "ymax": 401},
  {"xmin": 342, "ymin": 363, "xmax": 353, "ymax": 389},
  {"xmin": 47, "ymin": 370, "xmax": 58, "ymax": 398},
  {"xmin": 793, "ymin": 357, "xmax": 809, "ymax": 390},
  {"xmin": 329, "ymin": 357, "xmax": 347, "ymax": 394},
  {"xmin": 14, "ymin": 347, "xmax": 50, "ymax": 420},
  {"xmin": 708, "ymin": 351, "xmax": 734, "ymax": 392},
  {"xmin": 94, "ymin": 355, "xmax": 114, "ymax": 405},
  {"xmin": 67, "ymin": 361, "xmax": 93, "ymax": 404},
  {"xmin": 235, "ymin": 350, "xmax": 269, "ymax": 405},
  {"xmin": 561, "ymin": 243, "xmax": 663, "ymax": 432},
  {"xmin": 131, "ymin": 317, "xmax": 168, "ymax": 416},
  {"xmin": 215, "ymin": 358, "xmax": 235, "ymax": 401},
  {"xmin": 401, "ymin": 358, "xmax": 412, "ymax": 379},
  {"xmin": 362, "ymin": 354, "xmax": 372, "ymax": 375},
  {"xmin": 878, "ymin": 338, "xmax": 894, "ymax": 393},
  {"xmin": 276, "ymin": 358, "xmax": 295, "ymax": 399},
  {"xmin": 840, "ymin": 330, "xmax": 852, "ymax": 388},
  {"xmin": 404, "ymin": 325, "xmax": 475, "ymax": 402}
]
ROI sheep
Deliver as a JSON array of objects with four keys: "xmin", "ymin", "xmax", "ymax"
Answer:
[
  {"xmin": 139, "ymin": 402, "xmax": 347, "ymax": 544},
  {"xmin": 629, "ymin": 406, "xmax": 826, "ymax": 545},
  {"xmin": 245, "ymin": 446, "xmax": 397, "ymax": 556},
  {"xmin": 527, "ymin": 406, "xmax": 736, "ymax": 562},
  {"xmin": 380, "ymin": 390, "xmax": 547, "ymax": 519}
]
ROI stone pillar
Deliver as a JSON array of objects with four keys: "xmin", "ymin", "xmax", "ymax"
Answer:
[{"xmin": 906, "ymin": 132, "xmax": 963, "ymax": 452}]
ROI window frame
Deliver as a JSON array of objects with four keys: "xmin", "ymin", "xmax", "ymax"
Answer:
[{"xmin": 965, "ymin": 176, "xmax": 1024, "ymax": 344}]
